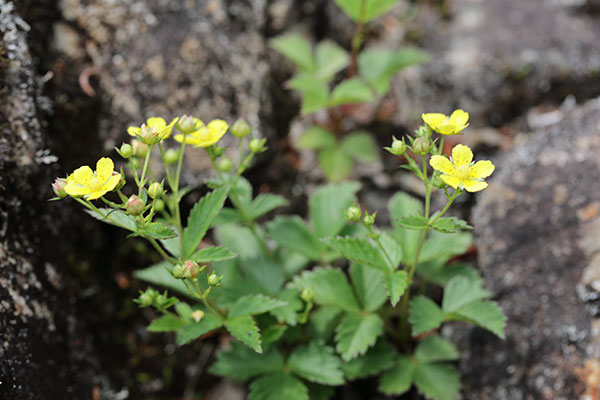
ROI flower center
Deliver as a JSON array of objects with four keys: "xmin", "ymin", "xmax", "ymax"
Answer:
[
  {"xmin": 88, "ymin": 175, "xmax": 103, "ymax": 190},
  {"xmin": 455, "ymin": 164, "xmax": 470, "ymax": 181}
]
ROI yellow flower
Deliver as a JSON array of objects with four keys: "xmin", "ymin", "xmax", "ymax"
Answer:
[
  {"xmin": 127, "ymin": 117, "xmax": 178, "ymax": 145},
  {"xmin": 422, "ymin": 110, "xmax": 469, "ymax": 135},
  {"xmin": 64, "ymin": 157, "xmax": 122, "ymax": 200},
  {"xmin": 429, "ymin": 144, "xmax": 494, "ymax": 192},
  {"xmin": 174, "ymin": 119, "xmax": 229, "ymax": 147}
]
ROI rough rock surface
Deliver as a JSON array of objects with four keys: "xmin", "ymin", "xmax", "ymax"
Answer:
[{"xmin": 454, "ymin": 98, "xmax": 600, "ymax": 399}]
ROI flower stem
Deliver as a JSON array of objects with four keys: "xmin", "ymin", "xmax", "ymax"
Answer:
[{"xmin": 138, "ymin": 145, "xmax": 153, "ymax": 196}]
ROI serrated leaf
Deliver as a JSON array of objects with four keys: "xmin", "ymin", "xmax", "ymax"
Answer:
[
  {"xmin": 334, "ymin": 0, "xmax": 401, "ymax": 22},
  {"xmin": 389, "ymin": 192, "xmax": 422, "ymax": 263},
  {"xmin": 134, "ymin": 262, "xmax": 189, "ymax": 297},
  {"xmin": 442, "ymin": 276, "xmax": 491, "ymax": 313},
  {"xmin": 293, "ymin": 267, "xmax": 360, "ymax": 312},
  {"xmin": 453, "ymin": 300, "xmax": 506, "ymax": 339},
  {"xmin": 379, "ymin": 355, "xmax": 415, "ymax": 395},
  {"xmin": 328, "ymin": 78, "xmax": 374, "ymax": 107},
  {"xmin": 85, "ymin": 208, "xmax": 136, "ymax": 231},
  {"xmin": 176, "ymin": 313, "xmax": 223, "ymax": 345},
  {"xmin": 288, "ymin": 342, "xmax": 344, "ymax": 385},
  {"xmin": 213, "ymin": 207, "xmax": 244, "ymax": 225},
  {"xmin": 419, "ymin": 231, "xmax": 472, "ymax": 263},
  {"xmin": 270, "ymin": 33, "xmax": 314, "ymax": 72},
  {"xmin": 289, "ymin": 74, "xmax": 330, "ymax": 114},
  {"xmin": 335, "ymin": 312, "xmax": 383, "ymax": 361},
  {"xmin": 215, "ymin": 223, "xmax": 261, "ymax": 259},
  {"xmin": 307, "ymin": 306, "xmax": 344, "ymax": 341},
  {"xmin": 321, "ymin": 236, "xmax": 390, "ymax": 272},
  {"xmin": 228, "ymin": 294, "xmax": 288, "ymax": 318},
  {"xmin": 138, "ymin": 222, "xmax": 176, "ymax": 239},
  {"xmin": 298, "ymin": 125, "xmax": 337, "ymax": 150},
  {"xmin": 409, "ymin": 296, "xmax": 444, "ymax": 336},
  {"xmin": 318, "ymin": 147, "xmax": 353, "ymax": 182},
  {"xmin": 315, "ymin": 40, "xmax": 349, "ymax": 81},
  {"xmin": 417, "ymin": 260, "xmax": 480, "ymax": 286},
  {"xmin": 341, "ymin": 131, "xmax": 379, "ymax": 163},
  {"xmin": 414, "ymin": 335, "xmax": 459, "ymax": 363},
  {"xmin": 248, "ymin": 194, "xmax": 289, "ymax": 220},
  {"xmin": 431, "ymin": 217, "xmax": 473, "ymax": 233},
  {"xmin": 267, "ymin": 216, "xmax": 323, "ymax": 260},
  {"xmin": 249, "ymin": 372, "xmax": 308, "ymax": 400},
  {"xmin": 342, "ymin": 340, "xmax": 397, "ymax": 380},
  {"xmin": 306, "ymin": 383, "xmax": 334, "ymax": 400},
  {"xmin": 261, "ymin": 324, "xmax": 287, "ymax": 344},
  {"xmin": 397, "ymin": 214, "xmax": 429, "ymax": 230},
  {"xmin": 192, "ymin": 246, "xmax": 237, "ymax": 263},
  {"xmin": 224, "ymin": 315, "xmax": 262, "ymax": 353},
  {"xmin": 378, "ymin": 231, "xmax": 403, "ymax": 267},
  {"xmin": 309, "ymin": 181, "xmax": 361, "ymax": 238},
  {"xmin": 383, "ymin": 270, "xmax": 408, "ymax": 306},
  {"xmin": 183, "ymin": 187, "xmax": 228, "ymax": 257},
  {"xmin": 350, "ymin": 264, "xmax": 387, "ymax": 312},
  {"xmin": 210, "ymin": 341, "xmax": 284, "ymax": 382},
  {"xmin": 414, "ymin": 363, "xmax": 459, "ymax": 400},
  {"xmin": 147, "ymin": 314, "xmax": 185, "ymax": 332},
  {"xmin": 270, "ymin": 289, "xmax": 303, "ymax": 326}
]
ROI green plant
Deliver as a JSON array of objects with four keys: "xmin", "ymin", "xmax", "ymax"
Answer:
[
  {"xmin": 53, "ymin": 109, "xmax": 504, "ymax": 400},
  {"xmin": 270, "ymin": 0, "xmax": 429, "ymax": 181}
]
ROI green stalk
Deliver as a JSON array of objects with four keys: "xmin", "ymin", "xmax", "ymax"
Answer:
[
  {"xmin": 138, "ymin": 145, "xmax": 153, "ymax": 196},
  {"xmin": 172, "ymin": 136, "xmax": 187, "ymax": 257},
  {"xmin": 349, "ymin": 0, "xmax": 368, "ymax": 76}
]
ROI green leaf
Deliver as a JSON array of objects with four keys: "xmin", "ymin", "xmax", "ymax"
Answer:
[
  {"xmin": 288, "ymin": 342, "xmax": 344, "ymax": 385},
  {"xmin": 389, "ymin": 192, "xmax": 422, "ymax": 263},
  {"xmin": 249, "ymin": 372, "xmax": 308, "ymax": 400},
  {"xmin": 452, "ymin": 300, "xmax": 506, "ymax": 339},
  {"xmin": 321, "ymin": 236, "xmax": 390, "ymax": 272},
  {"xmin": 328, "ymin": 78, "xmax": 374, "ymax": 107},
  {"xmin": 409, "ymin": 296, "xmax": 444, "ymax": 336},
  {"xmin": 417, "ymin": 260, "xmax": 480, "ymax": 286},
  {"xmin": 383, "ymin": 270, "xmax": 408, "ymax": 306},
  {"xmin": 379, "ymin": 355, "xmax": 415, "ymax": 395},
  {"xmin": 85, "ymin": 208, "xmax": 136, "ymax": 231},
  {"xmin": 350, "ymin": 264, "xmax": 387, "ymax": 312},
  {"xmin": 261, "ymin": 324, "xmax": 287, "ymax": 344},
  {"xmin": 134, "ymin": 262, "xmax": 189, "ymax": 297},
  {"xmin": 289, "ymin": 74, "xmax": 330, "ymax": 114},
  {"xmin": 397, "ymin": 214, "xmax": 429, "ymax": 230},
  {"xmin": 192, "ymin": 246, "xmax": 237, "ymax": 263},
  {"xmin": 341, "ymin": 131, "xmax": 379, "ymax": 163},
  {"xmin": 315, "ymin": 40, "xmax": 349, "ymax": 81},
  {"xmin": 318, "ymin": 147, "xmax": 353, "ymax": 182},
  {"xmin": 183, "ymin": 187, "xmax": 228, "ymax": 257},
  {"xmin": 215, "ymin": 223, "xmax": 261, "ymax": 259},
  {"xmin": 137, "ymin": 222, "xmax": 176, "ymax": 239},
  {"xmin": 147, "ymin": 314, "xmax": 185, "ymax": 332},
  {"xmin": 298, "ymin": 125, "xmax": 337, "ymax": 150},
  {"xmin": 176, "ymin": 313, "xmax": 223, "ymax": 345},
  {"xmin": 414, "ymin": 335, "xmax": 459, "ymax": 363},
  {"xmin": 309, "ymin": 181, "xmax": 361, "ymax": 238},
  {"xmin": 293, "ymin": 267, "xmax": 360, "ymax": 312},
  {"xmin": 224, "ymin": 315, "xmax": 262, "ymax": 353},
  {"xmin": 442, "ymin": 276, "xmax": 491, "ymax": 313},
  {"xmin": 239, "ymin": 256, "xmax": 286, "ymax": 295},
  {"xmin": 306, "ymin": 383, "xmax": 334, "ymax": 400},
  {"xmin": 270, "ymin": 33, "xmax": 314, "ymax": 72},
  {"xmin": 210, "ymin": 341, "xmax": 284, "ymax": 382},
  {"xmin": 228, "ymin": 294, "xmax": 288, "ymax": 318},
  {"xmin": 414, "ymin": 363, "xmax": 459, "ymax": 400},
  {"xmin": 334, "ymin": 0, "xmax": 401, "ymax": 22},
  {"xmin": 431, "ymin": 217, "xmax": 473, "ymax": 233},
  {"xmin": 307, "ymin": 306, "xmax": 344, "ymax": 341},
  {"xmin": 419, "ymin": 231, "xmax": 472, "ymax": 263},
  {"xmin": 335, "ymin": 312, "xmax": 383, "ymax": 361},
  {"xmin": 341, "ymin": 340, "xmax": 397, "ymax": 380},
  {"xmin": 270, "ymin": 289, "xmax": 303, "ymax": 326},
  {"xmin": 248, "ymin": 194, "xmax": 289, "ymax": 220},
  {"xmin": 378, "ymin": 231, "xmax": 403, "ymax": 267},
  {"xmin": 266, "ymin": 216, "xmax": 323, "ymax": 260},
  {"xmin": 213, "ymin": 207, "xmax": 243, "ymax": 225}
]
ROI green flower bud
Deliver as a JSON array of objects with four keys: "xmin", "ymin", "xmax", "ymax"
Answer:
[
  {"xmin": 231, "ymin": 119, "xmax": 252, "ymax": 138},
  {"xmin": 385, "ymin": 136, "xmax": 406, "ymax": 156},
  {"xmin": 126, "ymin": 195, "xmax": 145, "ymax": 216},
  {"xmin": 115, "ymin": 174, "xmax": 126, "ymax": 191},
  {"xmin": 132, "ymin": 139, "xmax": 148, "ymax": 158},
  {"xmin": 118, "ymin": 143, "xmax": 133, "ymax": 159},
  {"xmin": 177, "ymin": 114, "xmax": 196, "ymax": 133},
  {"xmin": 171, "ymin": 264, "xmax": 183, "ymax": 279},
  {"xmin": 415, "ymin": 125, "xmax": 431, "ymax": 138},
  {"xmin": 164, "ymin": 148, "xmax": 179, "ymax": 165},
  {"xmin": 300, "ymin": 288, "xmax": 314, "ymax": 303},
  {"xmin": 182, "ymin": 260, "xmax": 201, "ymax": 280},
  {"xmin": 153, "ymin": 292, "xmax": 170, "ymax": 309},
  {"xmin": 148, "ymin": 182, "xmax": 164, "ymax": 199},
  {"xmin": 249, "ymin": 138, "xmax": 267, "ymax": 154},
  {"xmin": 363, "ymin": 212, "xmax": 376, "ymax": 226},
  {"xmin": 208, "ymin": 273, "xmax": 222, "ymax": 286},
  {"xmin": 52, "ymin": 178, "xmax": 67, "ymax": 198},
  {"xmin": 216, "ymin": 157, "xmax": 233, "ymax": 172},
  {"xmin": 136, "ymin": 289, "xmax": 156, "ymax": 307},
  {"xmin": 412, "ymin": 137, "xmax": 431, "ymax": 155},
  {"xmin": 213, "ymin": 145, "xmax": 225, "ymax": 157},
  {"xmin": 154, "ymin": 198, "xmax": 165, "ymax": 212},
  {"xmin": 344, "ymin": 206, "xmax": 362, "ymax": 222}
]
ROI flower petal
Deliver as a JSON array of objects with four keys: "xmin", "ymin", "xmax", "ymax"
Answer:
[
  {"xmin": 468, "ymin": 160, "xmax": 495, "ymax": 179},
  {"xmin": 96, "ymin": 157, "xmax": 115, "ymax": 182},
  {"xmin": 71, "ymin": 165, "xmax": 93, "ymax": 185},
  {"xmin": 437, "ymin": 123, "xmax": 459, "ymax": 135},
  {"xmin": 422, "ymin": 113, "xmax": 446, "ymax": 129},
  {"xmin": 160, "ymin": 117, "xmax": 179, "ymax": 140},
  {"xmin": 147, "ymin": 117, "xmax": 166, "ymax": 130},
  {"xmin": 128, "ymin": 126, "xmax": 141, "ymax": 137},
  {"xmin": 441, "ymin": 175, "xmax": 460, "ymax": 188},
  {"xmin": 102, "ymin": 173, "xmax": 121, "ymax": 192},
  {"xmin": 462, "ymin": 180, "xmax": 488, "ymax": 192},
  {"xmin": 85, "ymin": 190, "xmax": 108, "ymax": 200},
  {"xmin": 64, "ymin": 182, "xmax": 90, "ymax": 197},
  {"xmin": 449, "ymin": 109, "xmax": 469, "ymax": 127},
  {"xmin": 430, "ymin": 155, "xmax": 455, "ymax": 175},
  {"xmin": 451, "ymin": 144, "xmax": 473, "ymax": 166}
]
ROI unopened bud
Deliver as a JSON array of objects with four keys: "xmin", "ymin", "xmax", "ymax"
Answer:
[
  {"xmin": 412, "ymin": 137, "xmax": 431, "ymax": 155},
  {"xmin": 208, "ymin": 273, "xmax": 222, "ymax": 286},
  {"xmin": 217, "ymin": 157, "xmax": 233, "ymax": 172},
  {"xmin": 385, "ymin": 137, "xmax": 406, "ymax": 156},
  {"xmin": 126, "ymin": 195, "xmax": 145, "ymax": 216},
  {"xmin": 249, "ymin": 138, "xmax": 267, "ymax": 153},
  {"xmin": 52, "ymin": 178, "xmax": 67, "ymax": 198},
  {"xmin": 171, "ymin": 264, "xmax": 183, "ymax": 279},
  {"xmin": 115, "ymin": 173, "xmax": 126, "ymax": 191},
  {"xmin": 300, "ymin": 288, "xmax": 314, "ymax": 302},
  {"xmin": 344, "ymin": 206, "xmax": 362, "ymax": 222},
  {"xmin": 363, "ymin": 212, "xmax": 376, "ymax": 226},
  {"xmin": 136, "ymin": 289, "xmax": 156, "ymax": 307},
  {"xmin": 182, "ymin": 260, "xmax": 201, "ymax": 280},
  {"xmin": 132, "ymin": 139, "xmax": 148, "ymax": 158},
  {"xmin": 191, "ymin": 310, "xmax": 205, "ymax": 323},
  {"xmin": 118, "ymin": 143, "xmax": 133, "ymax": 159},
  {"xmin": 154, "ymin": 198, "xmax": 165, "ymax": 212},
  {"xmin": 148, "ymin": 182, "xmax": 164, "ymax": 199},
  {"xmin": 231, "ymin": 119, "xmax": 252, "ymax": 138},
  {"xmin": 431, "ymin": 175, "xmax": 446, "ymax": 189},
  {"xmin": 164, "ymin": 148, "xmax": 179, "ymax": 165},
  {"xmin": 415, "ymin": 125, "xmax": 430, "ymax": 138},
  {"xmin": 177, "ymin": 114, "xmax": 197, "ymax": 134}
]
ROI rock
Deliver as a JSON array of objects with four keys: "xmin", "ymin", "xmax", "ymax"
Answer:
[{"xmin": 454, "ymin": 98, "xmax": 600, "ymax": 399}]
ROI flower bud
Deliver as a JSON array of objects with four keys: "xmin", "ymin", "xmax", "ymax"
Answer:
[
  {"xmin": 191, "ymin": 310, "xmax": 205, "ymax": 323},
  {"xmin": 344, "ymin": 206, "xmax": 362, "ymax": 222},
  {"xmin": 431, "ymin": 175, "xmax": 446, "ymax": 189},
  {"xmin": 182, "ymin": 260, "xmax": 201, "ymax": 280},
  {"xmin": 412, "ymin": 137, "xmax": 431, "ymax": 155},
  {"xmin": 177, "ymin": 114, "xmax": 196, "ymax": 134},
  {"xmin": 363, "ymin": 212, "xmax": 376, "ymax": 226},
  {"xmin": 231, "ymin": 119, "xmax": 252, "ymax": 138},
  {"xmin": 126, "ymin": 195, "xmax": 145, "ymax": 216},
  {"xmin": 154, "ymin": 198, "xmax": 165, "ymax": 212},
  {"xmin": 164, "ymin": 148, "xmax": 179, "ymax": 165},
  {"xmin": 136, "ymin": 289, "xmax": 156, "ymax": 307},
  {"xmin": 249, "ymin": 138, "xmax": 267, "ymax": 154},
  {"xmin": 171, "ymin": 264, "xmax": 183, "ymax": 279},
  {"xmin": 148, "ymin": 182, "xmax": 164, "ymax": 199},
  {"xmin": 208, "ymin": 273, "xmax": 222, "ymax": 286},
  {"xmin": 415, "ymin": 125, "xmax": 430, "ymax": 138},
  {"xmin": 217, "ymin": 157, "xmax": 233, "ymax": 172},
  {"xmin": 300, "ymin": 288, "xmax": 314, "ymax": 303},
  {"xmin": 132, "ymin": 139, "xmax": 148, "ymax": 158},
  {"xmin": 52, "ymin": 178, "xmax": 67, "ymax": 198},
  {"xmin": 118, "ymin": 143, "xmax": 133, "ymax": 159},
  {"xmin": 385, "ymin": 136, "xmax": 406, "ymax": 156}
]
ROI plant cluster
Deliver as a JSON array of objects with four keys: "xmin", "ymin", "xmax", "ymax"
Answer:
[
  {"xmin": 271, "ymin": 0, "xmax": 429, "ymax": 181},
  {"xmin": 52, "ymin": 105, "xmax": 505, "ymax": 400}
]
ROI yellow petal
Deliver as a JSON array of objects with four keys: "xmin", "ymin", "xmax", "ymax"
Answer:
[
  {"xmin": 430, "ymin": 155, "xmax": 455, "ymax": 175},
  {"xmin": 422, "ymin": 113, "xmax": 447, "ymax": 129},
  {"xmin": 451, "ymin": 144, "xmax": 473, "ymax": 167},
  {"xmin": 147, "ymin": 117, "xmax": 166, "ymax": 130},
  {"xmin": 441, "ymin": 175, "xmax": 459, "ymax": 188},
  {"xmin": 85, "ymin": 189, "xmax": 108, "ymax": 200},
  {"xmin": 160, "ymin": 117, "xmax": 179, "ymax": 140},
  {"xmin": 192, "ymin": 118, "xmax": 204, "ymax": 128},
  {"xmin": 127, "ymin": 126, "xmax": 141, "ymax": 137},
  {"xmin": 174, "ymin": 133, "xmax": 202, "ymax": 146},
  {"xmin": 102, "ymin": 173, "xmax": 121, "ymax": 192},
  {"xmin": 96, "ymin": 157, "xmax": 114, "ymax": 181},
  {"xmin": 449, "ymin": 109, "xmax": 469, "ymax": 127},
  {"xmin": 462, "ymin": 180, "xmax": 488, "ymax": 192},
  {"xmin": 193, "ymin": 119, "xmax": 228, "ymax": 147},
  {"xmin": 437, "ymin": 123, "xmax": 459, "ymax": 135},
  {"xmin": 468, "ymin": 160, "xmax": 495, "ymax": 179},
  {"xmin": 71, "ymin": 165, "xmax": 93, "ymax": 185},
  {"xmin": 64, "ymin": 182, "xmax": 90, "ymax": 197}
]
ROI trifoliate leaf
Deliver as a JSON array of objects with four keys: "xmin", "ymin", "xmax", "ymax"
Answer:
[
  {"xmin": 442, "ymin": 276, "xmax": 491, "ymax": 313},
  {"xmin": 409, "ymin": 296, "xmax": 444, "ymax": 336},
  {"xmin": 383, "ymin": 270, "xmax": 408, "ymax": 306},
  {"xmin": 452, "ymin": 300, "xmax": 506, "ymax": 339},
  {"xmin": 315, "ymin": 40, "xmax": 349, "ymax": 81},
  {"xmin": 413, "ymin": 363, "xmax": 459, "ymax": 400},
  {"xmin": 224, "ymin": 315, "xmax": 262, "ymax": 353},
  {"xmin": 341, "ymin": 131, "xmax": 379, "ymax": 163},
  {"xmin": 298, "ymin": 125, "xmax": 337, "ymax": 150},
  {"xmin": 318, "ymin": 147, "xmax": 354, "ymax": 182},
  {"xmin": 328, "ymin": 78, "xmax": 374, "ymax": 107},
  {"xmin": 192, "ymin": 246, "xmax": 237, "ymax": 263},
  {"xmin": 249, "ymin": 372, "xmax": 309, "ymax": 400},
  {"xmin": 147, "ymin": 314, "xmax": 185, "ymax": 332},
  {"xmin": 267, "ymin": 216, "xmax": 324, "ymax": 260},
  {"xmin": 183, "ymin": 187, "xmax": 228, "ymax": 257},
  {"xmin": 210, "ymin": 341, "xmax": 284, "ymax": 382},
  {"xmin": 341, "ymin": 340, "xmax": 397, "ymax": 380},
  {"xmin": 228, "ymin": 294, "xmax": 288, "ymax": 318},
  {"xmin": 270, "ymin": 33, "xmax": 314, "ymax": 72},
  {"xmin": 379, "ymin": 355, "xmax": 415, "ymax": 395},
  {"xmin": 309, "ymin": 181, "xmax": 361, "ymax": 239},
  {"xmin": 321, "ymin": 236, "xmax": 390, "ymax": 272},
  {"xmin": 176, "ymin": 313, "xmax": 223, "ymax": 345},
  {"xmin": 335, "ymin": 312, "xmax": 384, "ymax": 361},
  {"xmin": 288, "ymin": 342, "xmax": 344, "ymax": 385},
  {"xmin": 350, "ymin": 264, "xmax": 387, "ymax": 312},
  {"xmin": 293, "ymin": 267, "xmax": 360, "ymax": 312},
  {"xmin": 334, "ymin": 0, "xmax": 401, "ymax": 22},
  {"xmin": 414, "ymin": 335, "xmax": 459, "ymax": 363}
]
